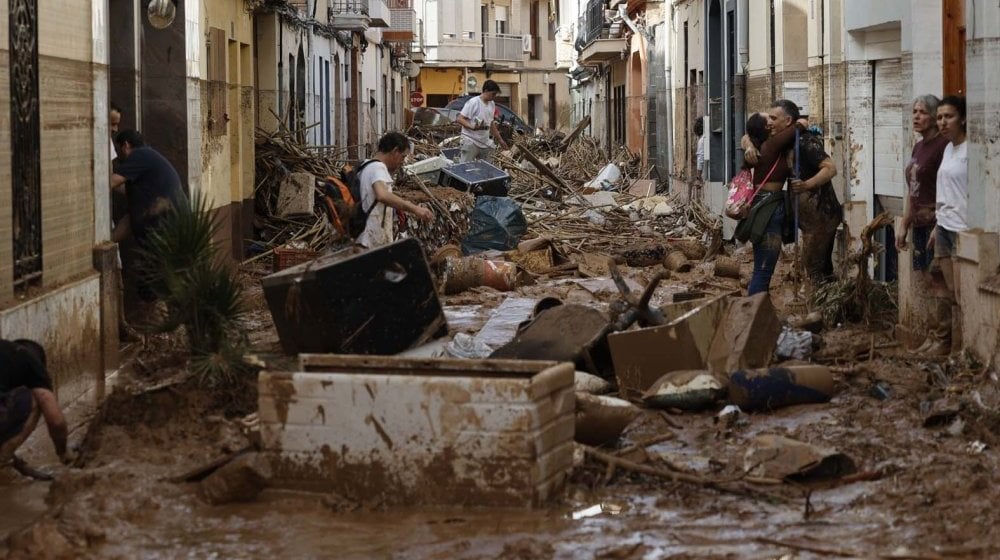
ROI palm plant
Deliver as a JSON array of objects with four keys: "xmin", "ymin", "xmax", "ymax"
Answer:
[{"xmin": 136, "ymin": 193, "xmax": 251, "ymax": 385}]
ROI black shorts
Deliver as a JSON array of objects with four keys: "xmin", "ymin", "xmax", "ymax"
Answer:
[{"xmin": 0, "ymin": 387, "xmax": 33, "ymax": 444}]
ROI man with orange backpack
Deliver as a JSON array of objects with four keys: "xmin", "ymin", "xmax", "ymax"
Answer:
[{"xmin": 324, "ymin": 132, "xmax": 433, "ymax": 250}]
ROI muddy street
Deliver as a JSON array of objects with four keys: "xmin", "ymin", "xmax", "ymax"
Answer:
[{"xmin": 4, "ymin": 263, "xmax": 1000, "ymax": 559}]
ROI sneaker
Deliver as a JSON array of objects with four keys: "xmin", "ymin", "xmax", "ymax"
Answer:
[
  {"xmin": 922, "ymin": 340, "xmax": 951, "ymax": 356},
  {"xmin": 909, "ymin": 339, "xmax": 933, "ymax": 354}
]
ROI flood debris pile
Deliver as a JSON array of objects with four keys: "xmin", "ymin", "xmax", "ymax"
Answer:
[{"xmin": 250, "ymin": 127, "xmax": 347, "ymax": 263}]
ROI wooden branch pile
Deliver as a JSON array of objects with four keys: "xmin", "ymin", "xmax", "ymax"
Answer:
[
  {"xmin": 811, "ymin": 211, "xmax": 898, "ymax": 327},
  {"xmin": 485, "ymin": 134, "xmax": 720, "ymax": 257},
  {"xmin": 250, "ymin": 128, "xmax": 346, "ymax": 261},
  {"xmin": 395, "ymin": 186, "xmax": 475, "ymax": 253}
]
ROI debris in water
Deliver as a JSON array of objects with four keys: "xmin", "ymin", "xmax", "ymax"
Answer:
[
  {"xmin": 570, "ymin": 502, "xmax": 626, "ymax": 520},
  {"xmin": 642, "ymin": 370, "xmax": 727, "ymax": 411}
]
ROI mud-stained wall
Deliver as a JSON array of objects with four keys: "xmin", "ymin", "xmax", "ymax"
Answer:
[
  {"xmin": 0, "ymin": 276, "xmax": 102, "ymax": 404},
  {"xmin": 668, "ymin": 0, "xmax": 706, "ymax": 184},
  {"xmin": 197, "ymin": 0, "xmax": 255, "ymax": 260}
]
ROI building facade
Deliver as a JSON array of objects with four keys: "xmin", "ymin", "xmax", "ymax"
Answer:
[
  {"xmin": 0, "ymin": 0, "xmax": 114, "ymax": 405},
  {"xmin": 667, "ymin": 0, "xmax": 1000, "ymax": 364},
  {"xmin": 412, "ymin": 0, "xmax": 571, "ymax": 132},
  {"xmin": 253, "ymin": 0, "xmax": 409, "ymax": 160},
  {"xmin": 568, "ymin": 0, "xmax": 668, "ymax": 170}
]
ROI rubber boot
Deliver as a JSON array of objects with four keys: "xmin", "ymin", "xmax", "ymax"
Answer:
[
  {"xmin": 920, "ymin": 298, "xmax": 952, "ymax": 356},
  {"xmin": 950, "ymin": 305, "xmax": 963, "ymax": 355}
]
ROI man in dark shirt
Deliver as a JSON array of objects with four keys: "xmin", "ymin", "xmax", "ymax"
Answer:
[
  {"xmin": 111, "ymin": 129, "xmax": 189, "ymax": 251},
  {"xmin": 111, "ymin": 130, "xmax": 189, "ymax": 303},
  {"xmin": 0, "ymin": 339, "xmax": 71, "ymax": 469},
  {"xmin": 745, "ymin": 100, "xmax": 842, "ymax": 285}
]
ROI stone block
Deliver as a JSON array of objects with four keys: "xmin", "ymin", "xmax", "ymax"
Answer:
[
  {"xmin": 276, "ymin": 172, "xmax": 315, "ymax": 217},
  {"xmin": 706, "ymin": 293, "xmax": 781, "ymax": 374},
  {"xmin": 259, "ymin": 356, "xmax": 575, "ymax": 508}
]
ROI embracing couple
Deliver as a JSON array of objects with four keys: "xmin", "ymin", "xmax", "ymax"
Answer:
[{"xmin": 736, "ymin": 99, "xmax": 841, "ymax": 296}]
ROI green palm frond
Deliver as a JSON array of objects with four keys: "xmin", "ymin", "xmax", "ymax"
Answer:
[{"xmin": 134, "ymin": 192, "xmax": 250, "ymax": 387}]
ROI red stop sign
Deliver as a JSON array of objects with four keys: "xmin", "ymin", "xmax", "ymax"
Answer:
[{"xmin": 410, "ymin": 91, "xmax": 425, "ymax": 107}]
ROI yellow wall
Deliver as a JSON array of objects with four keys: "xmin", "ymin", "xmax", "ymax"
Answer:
[
  {"xmin": 419, "ymin": 68, "xmax": 468, "ymax": 101},
  {"xmin": 199, "ymin": 0, "xmax": 254, "ymax": 214}
]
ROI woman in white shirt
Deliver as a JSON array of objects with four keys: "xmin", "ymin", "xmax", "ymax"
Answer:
[{"xmin": 926, "ymin": 95, "xmax": 968, "ymax": 355}]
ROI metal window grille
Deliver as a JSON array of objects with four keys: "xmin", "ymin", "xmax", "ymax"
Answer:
[{"xmin": 10, "ymin": 0, "xmax": 42, "ymax": 290}]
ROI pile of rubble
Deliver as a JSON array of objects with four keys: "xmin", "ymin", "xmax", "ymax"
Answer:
[{"xmin": 247, "ymin": 120, "xmax": 723, "ymax": 281}]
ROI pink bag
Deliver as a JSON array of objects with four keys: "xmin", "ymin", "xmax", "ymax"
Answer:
[{"xmin": 725, "ymin": 159, "xmax": 780, "ymax": 220}]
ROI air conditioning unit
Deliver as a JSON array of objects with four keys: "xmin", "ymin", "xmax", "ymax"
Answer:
[{"xmin": 522, "ymin": 34, "xmax": 533, "ymax": 53}]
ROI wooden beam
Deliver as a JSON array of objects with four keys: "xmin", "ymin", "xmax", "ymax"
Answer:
[
  {"xmin": 513, "ymin": 143, "xmax": 569, "ymax": 199},
  {"xmin": 560, "ymin": 114, "xmax": 591, "ymax": 149}
]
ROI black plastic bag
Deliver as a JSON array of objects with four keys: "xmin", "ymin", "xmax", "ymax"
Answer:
[{"xmin": 461, "ymin": 196, "xmax": 527, "ymax": 254}]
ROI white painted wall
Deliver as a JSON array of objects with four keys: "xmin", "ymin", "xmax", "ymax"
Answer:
[{"xmin": 843, "ymin": 0, "xmax": 907, "ymax": 32}]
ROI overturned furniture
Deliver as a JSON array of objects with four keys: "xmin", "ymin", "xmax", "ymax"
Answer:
[
  {"xmin": 262, "ymin": 239, "xmax": 448, "ymax": 355},
  {"xmin": 259, "ymin": 355, "xmax": 575, "ymax": 507}
]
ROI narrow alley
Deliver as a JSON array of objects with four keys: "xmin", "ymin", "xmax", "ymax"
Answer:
[{"xmin": 1, "ymin": 0, "xmax": 999, "ymax": 558}]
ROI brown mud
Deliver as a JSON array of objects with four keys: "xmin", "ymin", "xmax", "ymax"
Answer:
[{"xmin": 4, "ymin": 264, "xmax": 1000, "ymax": 559}]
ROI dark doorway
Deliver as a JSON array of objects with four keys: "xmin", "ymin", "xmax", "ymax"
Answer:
[
  {"xmin": 548, "ymin": 83, "xmax": 556, "ymax": 129},
  {"xmin": 295, "ymin": 44, "xmax": 306, "ymax": 139},
  {"xmin": 109, "ymin": 0, "xmax": 139, "ymax": 130}
]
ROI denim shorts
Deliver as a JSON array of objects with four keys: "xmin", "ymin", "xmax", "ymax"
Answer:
[
  {"xmin": 935, "ymin": 227, "xmax": 959, "ymax": 259},
  {"xmin": 912, "ymin": 225, "xmax": 935, "ymax": 270}
]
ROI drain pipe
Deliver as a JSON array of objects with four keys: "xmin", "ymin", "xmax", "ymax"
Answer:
[
  {"xmin": 769, "ymin": 0, "xmax": 776, "ymax": 101},
  {"xmin": 734, "ymin": 0, "xmax": 749, "ymax": 167},
  {"xmin": 664, "ymin": 4, "xmax": 674, "ymax": 187}
]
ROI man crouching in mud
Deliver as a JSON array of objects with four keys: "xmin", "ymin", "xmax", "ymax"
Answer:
[{"xmin": 0, "ymin": 339, "xmax": 73, "ymax": 478}]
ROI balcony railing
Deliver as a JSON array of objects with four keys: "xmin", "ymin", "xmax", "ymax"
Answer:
[
  {"xmin": 484, "ymin": 32, "xmax": 523, "ymax": 63},
  {"xmin": 329, "ymin": 0, "xmax": 389, "ymax": 28},
  {"xmin": 580, "ymin": 0, "xmax": 606, "ymax": 47},
  {"xmin": 330, "ymin": 0, "xmax": 369, "ymax": 16},
  {"xmin": 329, "ymin": 0, "xmax": 370, "ymax": 30}
]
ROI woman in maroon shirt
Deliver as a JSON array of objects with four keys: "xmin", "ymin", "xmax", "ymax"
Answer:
[
  {"xmin": 896, "ymin": 95, "xmax": 950, "ymax": 354},
  {"xmin": 897, "ymin": 95, "xmax": 949, "ymax": 270}
]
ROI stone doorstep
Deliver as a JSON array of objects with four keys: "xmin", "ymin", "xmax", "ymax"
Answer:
[
  {"xmin": 266, "ymin": 449, "xmax": 571, "ymax": 507},
  {"xmin": 265, "ymin": 438, "xmax": 575, "ymax": 489},
  {"xmin": 262, "ymin": 439, "xmax": 575, "ymax": 507},
  {"xmin": 260, "ymin": 367, "xmax": 575, "ymax": 409}
]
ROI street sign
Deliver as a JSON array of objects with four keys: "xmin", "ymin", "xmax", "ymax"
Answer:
[
  {"xmin": 466, "ymin": 76, "xmax": 478, "ymax": 91},
  {"xmin": 410, "ymin": 91, "xmax": 424, "ymax": 107}
]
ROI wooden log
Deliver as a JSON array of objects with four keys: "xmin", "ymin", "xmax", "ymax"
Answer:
[
  {"xmin": 560, "ymin": 114, "xmax": 592, "ymax": 149},
  {"xmin": 663, "ymin": 250, "xmax": 692, "ymax": 272},
  {"xmin": 513, "ymin": 144, "xmax": 569, "ymax": 198},
  {"xmin": 714, "ymin": 256, "xmax": 741, "ymax": 279}
]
